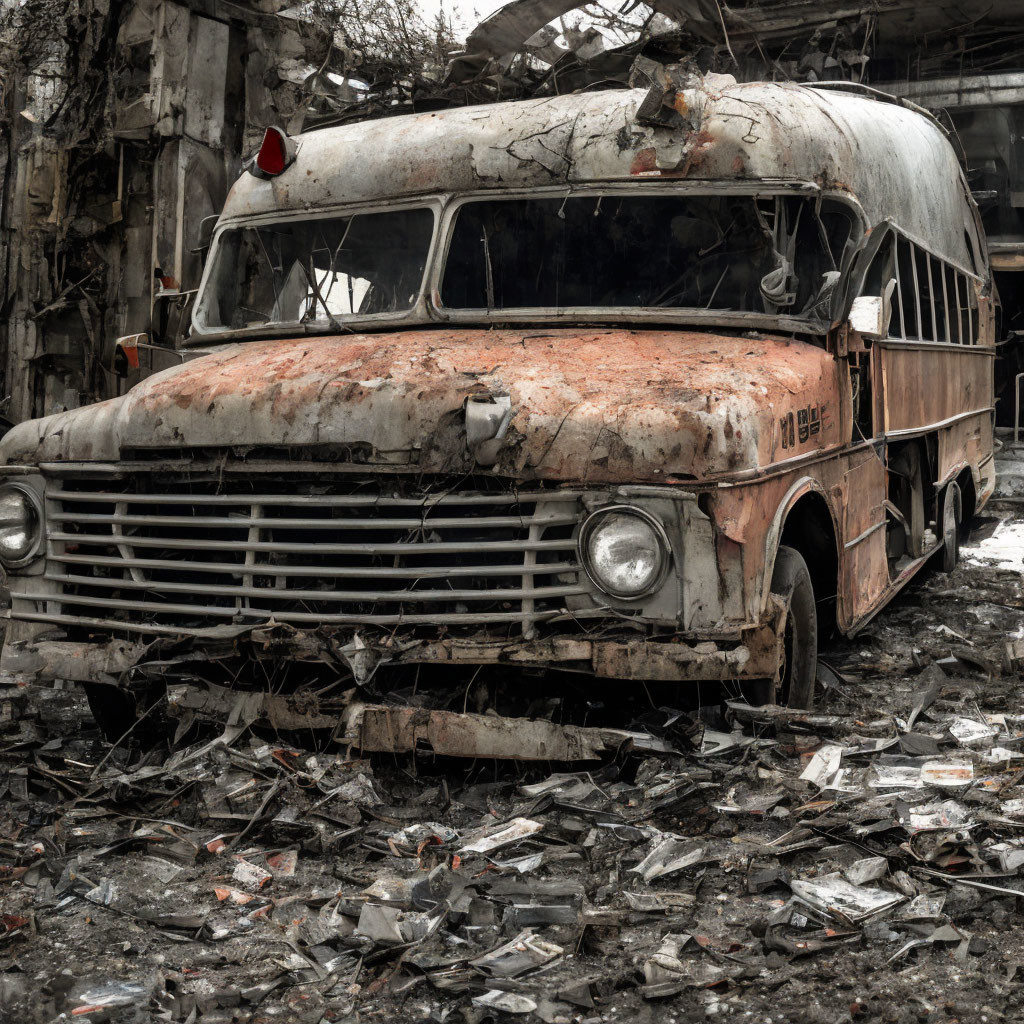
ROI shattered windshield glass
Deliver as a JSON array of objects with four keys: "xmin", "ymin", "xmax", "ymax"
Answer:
[
  {"xmin": 197, "ymin": 208, "xmax": 434, "ymax": 332},
  {"xmin": 439, "ymin": 194, "xmax": 854, "ymax": 320}
]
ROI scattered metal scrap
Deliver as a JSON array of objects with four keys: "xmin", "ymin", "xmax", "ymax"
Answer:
[{"xmin": 341, "ymin": 703, "xmax": 674, "ymax": 760}]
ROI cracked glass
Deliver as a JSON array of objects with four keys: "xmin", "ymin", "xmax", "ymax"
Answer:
[
  {"xmin": 440, "ymin": 194, "xmax": 855, "ymax": 320},
  {"xmin": 197, "ymin": 208, "xmax": 434, "ymax": 332}
]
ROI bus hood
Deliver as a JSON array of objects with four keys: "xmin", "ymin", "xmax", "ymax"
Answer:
[{"xmin": 0, "ymin": 328, "xmax": 843, "ymax": 482}]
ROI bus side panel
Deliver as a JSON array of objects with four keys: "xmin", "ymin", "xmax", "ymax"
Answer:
[
  {"xmin": 839, "ymin": 449, "xmax": 889, "ymax": 630},
  {"xmin": 877, "ymin": 343, "xmax": 995, "ymax": 435},
  {"xmin": 713, "ymin": 449, "xmax": 889, "ymax": 635},
  {"xmin": 937, "ymin": 410, "xmax": 995, "ymax": 500}
]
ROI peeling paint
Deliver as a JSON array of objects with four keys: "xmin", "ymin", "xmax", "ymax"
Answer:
[{"xmin": 0, "ymin": 329, "xmax": 841, "ymax": 482}]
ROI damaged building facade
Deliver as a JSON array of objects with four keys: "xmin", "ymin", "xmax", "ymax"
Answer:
[{"xmin": 0, "ymin": 0, "xmax": 330, "ymax": 424}]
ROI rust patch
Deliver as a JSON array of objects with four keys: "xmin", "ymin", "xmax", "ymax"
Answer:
[
  {"xmin": 340, "ymin": 703, "xmax": 669, "ymax": 760},
  {"xmin": 4, "ymin": 325, "xmax": 842, "ymax": 484},
  {"xmin": 677, "ymin": 127, "xmax": 715, "ymax": 177},
  {"xmin": 630, "ymin": 147, "xmax": 658, "ymax": 175}
]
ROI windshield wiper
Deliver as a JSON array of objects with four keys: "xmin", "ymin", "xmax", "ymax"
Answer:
[
  {"xmin": 299, "ymin": 255, "xmax": 344, "ymax": 331},
  {"xmin": 481, "ymin": 224, "xmax": 495, "ymax": 311}
]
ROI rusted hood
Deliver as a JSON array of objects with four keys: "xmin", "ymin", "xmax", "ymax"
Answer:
[{"xmin": 0, "ymin": 329, "xmax": 842, "ymax": 481}]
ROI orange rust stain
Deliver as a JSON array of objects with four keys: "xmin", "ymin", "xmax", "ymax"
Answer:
[
  {"xmin": 677, "ymin": 128, "xmax": 715, "ymax": 177},
  {"xmin": 144, "ymin": 327, "xmax": 832, "ymax": 425},
  {"xmin": 630, "ymin": 148, "xmax": 658, "ymax": 175}
]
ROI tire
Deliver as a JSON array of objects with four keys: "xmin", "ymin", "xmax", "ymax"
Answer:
[
  {"xmin": 770, "ymin": 546, "xmax": 818, "ymax": 709},
  {"xmin": 934, "ymin": 482, "xmax": 961, "ymax": 574}
]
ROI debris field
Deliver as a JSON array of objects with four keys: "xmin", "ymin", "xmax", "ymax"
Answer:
[{"xmin": 2, "ymin": 508, "xmax": 1024, "ymax": 1024}]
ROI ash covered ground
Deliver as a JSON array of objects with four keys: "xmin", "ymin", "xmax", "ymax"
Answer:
[{"xmin": 2, "ymin": 508, "xmax": 1024, "ymax": 1024}]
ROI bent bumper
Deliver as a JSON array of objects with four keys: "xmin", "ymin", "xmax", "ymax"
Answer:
[
  {"xmin": 0, "ymin": 615, "xmax": 783, "ymax": 687},
  {"xmin": 1, "ymin": 615, "xmax": 784, "ymax": 760}
]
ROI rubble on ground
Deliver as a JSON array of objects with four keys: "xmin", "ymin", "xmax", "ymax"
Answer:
[{"xmin": 1, "ymin": 509, "xmax": 1023, "ymax": 1023}]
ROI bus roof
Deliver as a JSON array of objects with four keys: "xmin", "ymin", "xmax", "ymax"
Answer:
[{"xmin": 222, "ymin": 79, "xmax": 982, "ymax": 271}]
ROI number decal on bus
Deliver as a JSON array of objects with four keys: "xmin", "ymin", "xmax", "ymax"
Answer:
[{"xmin": 781, "ymin": 404, "xmax": 824, "ymax": 450}]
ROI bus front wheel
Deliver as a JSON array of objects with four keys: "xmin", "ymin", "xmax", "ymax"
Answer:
[
  {"xmin": 770, "ymin": 546, "xmax": 818, "ymax": 709},
  {"xmin": 742, "ymin": 546, "xmax": 817, "ymax": 709},
  {"xmin": 934, "ymin": 481, "xmax": 961, "ymax": 574}
]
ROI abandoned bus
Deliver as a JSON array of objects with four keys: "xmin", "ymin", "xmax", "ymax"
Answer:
[{"xmin": 0, "ymin": 77, "xmax": 995, "ymax": 750}]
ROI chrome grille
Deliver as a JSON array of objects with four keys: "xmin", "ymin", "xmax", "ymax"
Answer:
[{"xmin": 37, "ymin": 470, "xmax": 585, "ymax": 637}]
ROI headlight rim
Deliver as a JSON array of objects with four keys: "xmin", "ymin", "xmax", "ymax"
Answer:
[
  {"xmin": 0, "ymin": 481, "xmax": 44, "ymax": 568},
  {"xmin": 578, "ymin": 503, "xmax": 671, "ymax": 601}
]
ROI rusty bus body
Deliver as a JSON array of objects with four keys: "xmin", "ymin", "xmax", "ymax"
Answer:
[{"xmin": 0, "ymin": 78, "xmax": 995, "ymax": 748}]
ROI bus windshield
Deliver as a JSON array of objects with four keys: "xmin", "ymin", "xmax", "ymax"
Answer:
[
  {"xmin": 194, "ymin": 193, "xmax": 857, "ymax": 335},
  {"xmin": 196, "ymin": 207, "xmax": 434, "ymax": 332},
  {"xmin": 439, "ymin": 194, "xmax": 855, "ymax": 320}
]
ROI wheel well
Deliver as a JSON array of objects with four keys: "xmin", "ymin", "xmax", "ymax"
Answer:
[
  {"xmin": 955, "ymin": 466, "xmax": 977, "ymax": 525},
  {"xmin": 779, "ymin": 491, "xmax": 839, "ymax": 637}
]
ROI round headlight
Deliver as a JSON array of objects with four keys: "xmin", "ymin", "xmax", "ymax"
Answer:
[
  {"xmin": 580, "ymin": 506, "xmax": 669, "ymax": 600},
  {"xmin": 0, "ymin": 485, "xmax": 41, "ymax": 565}
]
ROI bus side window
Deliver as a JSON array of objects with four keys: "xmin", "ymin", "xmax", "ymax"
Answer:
[
  {"xmin": 931, "ymin": 256, "xmax": 949, "ymax": 342},
  {"xmin": 896, "ymin": 237, "xmax": 919, "ymax": 339},
  {"xmin": 943, "ymin": 263, "xmax": 959, "ymax": 343},
  {"xmin": 889, "ymin": 251, "xmax": 904, "ymax": 338},
  {"xmin": 912, "ymin": 245, "xmax": 936, "ymax": 340},
  {"xmin": 968, "ymin": 277, "xmax": 979, "ymax": 344},
  {"xmin": 956, "ymin": 272, "xmax": 972, "ymax": 344}
]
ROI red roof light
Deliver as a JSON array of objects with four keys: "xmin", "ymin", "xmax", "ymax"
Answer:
[{"xmin": 251, "ymin": 127, "xmax": 296, "ymax": 178}]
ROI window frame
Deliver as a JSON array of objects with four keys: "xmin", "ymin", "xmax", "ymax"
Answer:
[
  {"xmin": 882, "ymin": 227, "xmax": 983, "ymax": 346},
  {"xmin": 190, "ymin": 197, "xmax": 443, "ymax": 340},
  {"xmin": 427, "ymin": 182, "xmax": 866, "ymax": 336}
]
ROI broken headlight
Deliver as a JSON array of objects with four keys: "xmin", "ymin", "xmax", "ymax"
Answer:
[
  {"xmin": 579, "ymin": 505, "xmax": 669, "ymax": 600},
  {"xmin": 0, "ymin": 484, "xmax": 42, "ymax": 566}
]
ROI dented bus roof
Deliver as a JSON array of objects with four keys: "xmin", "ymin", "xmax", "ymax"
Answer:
[{"xmin": 222, "ymin": 79, "xmax": 983, "ymax": 271}]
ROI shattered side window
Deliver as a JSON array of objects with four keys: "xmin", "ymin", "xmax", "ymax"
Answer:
[
  {"xmin": 439, "ymin": 194, "xmax": 853, "ymax": 320},
  {"xmin": 197, "ymin": 208, "xmax": 434, "ymax": 331}
]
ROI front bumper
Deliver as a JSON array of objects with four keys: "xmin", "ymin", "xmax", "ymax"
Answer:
[{"xmin": 0, "ymin": 611, "xmax": 784, "ymax": 688}]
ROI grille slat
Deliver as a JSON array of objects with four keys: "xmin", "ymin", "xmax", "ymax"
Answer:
[
  {"xmin": 50, "ymin": 512, "xmax": 579, "ymax": 531},
  {"xmin": 40, "ymin": 470, "xmax": 585, "ymax": 637},
  {"xmin": 45, "ymin": 488, "xmax": 543, "ymax": 507},
  {"xmin": 49, "ymin": 531, "xmax": 576, "ymax": 555},
  {"xmin": 42, "ymin": 572, "xmax": 587, "ymax": 604},
  {"xmin": 51, "ymin": 552, "xmax": 578, "ymax": 579}
]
